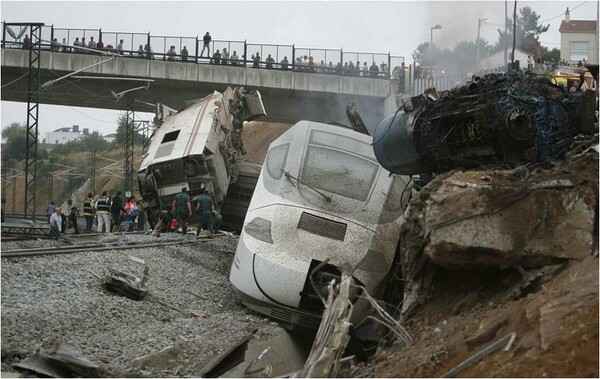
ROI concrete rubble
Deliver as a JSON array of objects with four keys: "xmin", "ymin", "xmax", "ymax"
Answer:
[{"xmin": 398, "ymin": 137, "xmax": 598, "ymax": 318}]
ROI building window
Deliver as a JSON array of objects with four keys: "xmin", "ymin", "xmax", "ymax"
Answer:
[{"xmin": 570, "ymin": 41, "xmax": 589, "ymax": 62}]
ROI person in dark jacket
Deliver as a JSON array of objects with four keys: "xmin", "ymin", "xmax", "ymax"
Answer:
[
  {"xmin": 196, "ymin": 187, "xmax": 213, "ymax": 235},
  {"xmin": 69, "ymin": 206, "xmax": 80, "ymax": 234},
  {"xmin": 111, "ymin": 191, "xmax": 126, "ymax": 232}
]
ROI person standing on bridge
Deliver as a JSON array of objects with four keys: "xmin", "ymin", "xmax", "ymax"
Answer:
[
  {"xmin": 200, "ymin": 32, "xmax": 211, "ymax": 58},
  {"xmin": 83, "ymin": 193, "xmax": 95, "ymax": 231},
  {"xmin": 181, "ymin": 46, "xmax": 189, "ymax": 62},
  {"xmin": 173, "ymin": 187, "xmax": 192, "ymax": 235},
  {"xmin": 95, "ymin": 191, "xmax": 111, "ymax": 233}
]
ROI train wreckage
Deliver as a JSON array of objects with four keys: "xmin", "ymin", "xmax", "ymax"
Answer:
[
  {"xmin": 373, "ymin": 70, "xmax": 598, "ymax": 175},
  {"xmin": 138, "ymin": 87, "xmax": 266, "ymax": 228},
  {"xmin": 137, "ymin": 67, "xmax": 597, "ymax": 339}
]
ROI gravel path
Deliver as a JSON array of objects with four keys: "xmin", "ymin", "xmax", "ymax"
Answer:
[{"xmin": 1, "ymin": 235, "xmax": 280, "ymax": 377}]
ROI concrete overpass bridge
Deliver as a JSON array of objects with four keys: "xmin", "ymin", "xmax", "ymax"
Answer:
[{"xmin": 2, "ymin": 48, "xmax": 400, "ymax": 130}]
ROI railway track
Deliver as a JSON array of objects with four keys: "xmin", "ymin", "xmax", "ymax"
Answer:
[{"xmin": 1, "ymin": 235, "xmax": 230, "ymax": 258}]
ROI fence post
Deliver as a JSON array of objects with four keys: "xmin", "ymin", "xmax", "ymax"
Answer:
[
  {"xmin": 147, "ymin": 32, "xmax": 151, "ymax": 60},
  {"xmin": 243, "ymin": 39, "xmax": 247, "ymax": 67},
  {"xmin": 339, "ymin": 48, "xmax": 343, "ymax": 69},
  {"xmin": 388, "ymin": 52, "xmax": 391, "ymax": 79},
  {"xmin": 98, "ymin": 28, "xmax": 102, "ymax": 45},
  {"xmin": 50, "ymin": 24, "xmax": 54, "ymax": 47},
  {"xmin": 291, "ymin": 44, "xmax": 295, "ymax": 71},
  {"xmin": 195, "ymin": 36, "xmax": 198, "ymax": 63},
  {"xmin": 2, "ymin": 21, "xmax": 6, "ymax": 49}
]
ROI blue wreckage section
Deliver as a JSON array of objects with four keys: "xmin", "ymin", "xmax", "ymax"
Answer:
[{"xmin": 373, "ymin": 71, "xmax": 597, "ymax": 175}]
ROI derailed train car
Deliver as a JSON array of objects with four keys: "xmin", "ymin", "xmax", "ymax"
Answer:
[
  {"xmin": 373, "ymin": 70, "xmax": 597, "ymax": 176},
  {"xmin": 138, "ymin": 87, "xmax": 266, "ymax": 226},
  {"xmin": 229, "ymin": 121, "xmax": 410, "ymax": 329}
]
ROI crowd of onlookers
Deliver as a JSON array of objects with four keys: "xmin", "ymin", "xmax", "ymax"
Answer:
[{"xmin": 18, "ymin": 31, "xmax": 400, "ymax": 79}]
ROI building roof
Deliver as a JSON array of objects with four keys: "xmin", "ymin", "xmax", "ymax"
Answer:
[{"xmin": 559, "ymin": 20, "xmax": 598, "ymax": 33}]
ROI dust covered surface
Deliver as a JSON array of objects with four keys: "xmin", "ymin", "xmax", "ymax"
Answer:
[{"xmin": 343, "ymin": 147, "xmax": 599, "ymax": 377}]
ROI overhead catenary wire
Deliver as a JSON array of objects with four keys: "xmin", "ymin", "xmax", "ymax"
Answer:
[{"xmin": 1, "ymin": 72, "xmax": 29, "ymax": 89}]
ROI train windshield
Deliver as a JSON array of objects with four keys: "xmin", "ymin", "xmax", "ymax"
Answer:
[{"xmin": 300, "ymin": 130, "xmax": 379, "ymax": 202}]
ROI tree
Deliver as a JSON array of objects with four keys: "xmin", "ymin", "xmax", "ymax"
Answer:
[
  {"xmin": 541, "ymin": 47, "xmax": 561, "ymax": 64},
  {"xmin": 495, "ymin": 6, "xmax": 549, "ymax": 55},
  {"xmin": 112, "ymin": 114, "xmax": 147, "ymax": 148},
  {"xmin": 2, "ymin": 122, "xmax": 28, "ymax": 162},
  {"xmin": 411, "ymin": 42, "xmax": 450, "ymax": 67},
  {"xmin": 49, "ymin": 131, "xmax": 111, "ymax": 157}
]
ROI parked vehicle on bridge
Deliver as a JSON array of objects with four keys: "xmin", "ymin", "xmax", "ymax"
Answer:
[
  {"xmin": 229, "ymin": 120, "xmax": 410, "ymax": 329},
  {"xmin": 138, "ymin": 87, "xmax": 266, "ymax": 228}
]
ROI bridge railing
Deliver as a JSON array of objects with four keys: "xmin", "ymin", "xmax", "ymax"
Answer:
[{"xmin": 1, "ymin": 21, "xmax": 394, "ymax": 80}]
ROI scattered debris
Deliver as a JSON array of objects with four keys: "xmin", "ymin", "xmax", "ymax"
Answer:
[
  {"xmin": 200, "ymin": 329, "xmax": 257, "ymax": 378},
  {"xmin": 13, "ymin": 344, "xmax": 101, "ymax": 378},
  {"xmin": 441, "ymin": 333, "xmax": 516, "ymax": 378},
  {"xmin": 102, "ymin": 256, "xmax": 150, "ymax": 300},
  {"xmin": 295, "ymin": 270, "xmax": 354, "ymax": 378}
]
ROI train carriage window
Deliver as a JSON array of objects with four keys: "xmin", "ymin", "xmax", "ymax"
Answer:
[
  {"xmin": 301, "ymin": 146, "xmax": 379, "ymax": 202},
  {"xmin": 161, "ymin": 130, "xmax": 180, "ymax": 143},
  {"xmin": 265, "ymin": 143, "xmax": 290, "ymax": 179},
  {"xmin": 309, "ymin": 130, "xmax": 377, "ymax": 162}
]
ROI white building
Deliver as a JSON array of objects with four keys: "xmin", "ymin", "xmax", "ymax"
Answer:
[
  {"xmin": 559, "ymin": 8, "xmax": 599, "ymax": 64},
  {"xmin": 103, "ymin": 133, "xmax": 117, "ymax": 143},
  {"xmin": 44, "ymin": 125, "xmax": 89, "ymax": 145}
]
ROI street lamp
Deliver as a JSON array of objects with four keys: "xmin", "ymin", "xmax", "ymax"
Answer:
[{"xmin": 430, "ymin": 24, "xmax": 442, "ymax": 51}]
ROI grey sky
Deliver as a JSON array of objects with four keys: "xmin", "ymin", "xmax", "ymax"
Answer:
[{"xmin": 1, "ymin": 0, "xmax": 597, "ymax": 137}]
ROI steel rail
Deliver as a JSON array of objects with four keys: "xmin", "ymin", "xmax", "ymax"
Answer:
[{"xmin": 1, "ymin": 240, "xmax": 193, "ymax": 258}]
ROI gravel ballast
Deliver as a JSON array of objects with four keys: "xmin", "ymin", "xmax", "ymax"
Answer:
[{"xmin": 1, "ymin": 234, "xmax": 282, "ymax": 377}]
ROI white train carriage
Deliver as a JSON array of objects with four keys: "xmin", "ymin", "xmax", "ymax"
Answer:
[
  {"xmin": 138, "ymin": 87, "xmax": 266, "ymax": 226},
  {"xmin": 229, "ymin": 120, "xmax": 410, "ymax": 329}
]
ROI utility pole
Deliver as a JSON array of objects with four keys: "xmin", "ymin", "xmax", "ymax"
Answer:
[
  {"xmin": 476, "ymin": 18, "xmax": 487, "ymax": 72},
  {"xmin": 504, "ymin": 1, "xmax": 508, "ymax": 68},
  {"xmin": 90, "ymin": 149, "xmax": 96, "ymax": 195},
  {"xmin": 125, "ymin": 93, "xmax": 135, "ymax": 197}
]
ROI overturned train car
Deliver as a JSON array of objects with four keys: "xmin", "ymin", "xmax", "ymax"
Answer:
[
  {"xmin": 138, "ymin": 87, "xmax": 266, "ymax": 227},
  {"xmin": 373, "ymin": 71, "xmax": 598, "ymax": 175}
]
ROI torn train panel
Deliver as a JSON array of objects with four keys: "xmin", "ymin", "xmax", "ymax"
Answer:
[{"xmin": 138, "ymin": 87, "xmax": 266, "ymax": 227}]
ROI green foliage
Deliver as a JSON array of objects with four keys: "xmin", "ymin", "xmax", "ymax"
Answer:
[
  {"xmin": 541, "ymin": 47, "xmax": 561, "ymax": 64},
  {"xmin": 1, "ymin": 122, "xmax": 48, "ymax": 163},
  {"xmin": 494, "ymin": 6, "xmax": 550, "ymax": 55},
  {"xmin": 112, "ymin": 114, "xmax": 147, "ymax": 148},
  {"xmin": 49, "ymin": 131, "xmax": 111, "ymax": 157}
]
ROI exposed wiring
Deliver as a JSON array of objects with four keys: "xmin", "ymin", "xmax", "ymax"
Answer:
[{"xmin": 539, "ymin": 1, "xmax": 588, "ymax": 23}]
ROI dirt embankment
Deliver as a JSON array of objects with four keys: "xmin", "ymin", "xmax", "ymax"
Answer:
[
  {"xmin": 241, "ymin": 121, "xmax": 293, "ymax": 164},
  {"xmin": 346, "ymin": 146, "xmax": 599, "ymax": 378}
]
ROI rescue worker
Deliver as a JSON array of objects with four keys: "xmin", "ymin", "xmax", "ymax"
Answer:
[
  {"xmin": 196, "ymin": 187, "xmax": 213, "ymax": 235},
  {"xmin": 212, "ymin": 202, "xmax": 223, "ymax": 234},
  {"xmin": 172, "ymin": 187, "xmax": 192, "ymax": 235},
  {"xmin": 69, "ymin": 206, "xmax": 80, "ymax": 234},
  {"xmin": 83, "ymin": 193, "xmax": 95, "ymax": 231},
  {"xmin": 111, "ymin": 191, "xmax": 127, "ymax": 232},
  {"xmin": 95, "ymin": 190, "xmax": 111, "ymax": 233}
]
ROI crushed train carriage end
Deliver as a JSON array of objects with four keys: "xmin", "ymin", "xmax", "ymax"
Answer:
[{"xmin": 137, "ymin": 87, "xmax": 266, "ymax": 227}]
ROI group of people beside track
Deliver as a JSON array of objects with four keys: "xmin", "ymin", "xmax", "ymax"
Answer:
[
  {"xmin": 158, "ymin": 187, "xmax": 222, "ymax": 236},
  {"xmin": 46, "ymin": 190, "xmax": 140, "ymax": 236}
]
